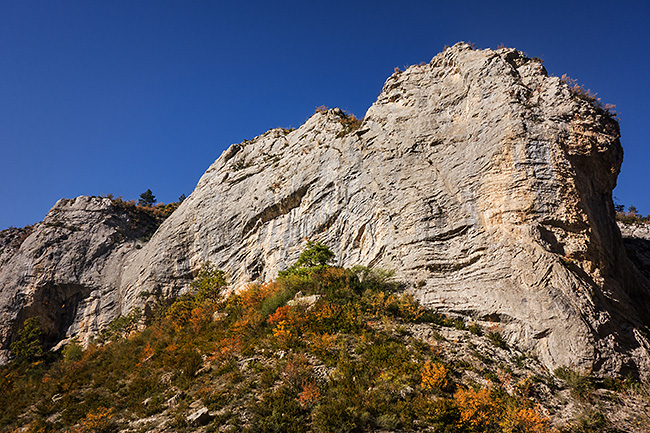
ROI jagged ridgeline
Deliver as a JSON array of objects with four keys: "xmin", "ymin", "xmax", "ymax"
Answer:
[{"xmin": 1, "ymin": 42, "xmax": 650, "ymax": 430}]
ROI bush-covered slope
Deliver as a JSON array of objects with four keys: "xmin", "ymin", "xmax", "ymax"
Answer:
[{"xmin": 2, "ymin": 244, "xmax": 648, "ymax": 432}]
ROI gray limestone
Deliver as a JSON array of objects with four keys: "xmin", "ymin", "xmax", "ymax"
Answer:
[{"xmin": 1, "ymin": 43, "xmax": 649, "ymax": 379}]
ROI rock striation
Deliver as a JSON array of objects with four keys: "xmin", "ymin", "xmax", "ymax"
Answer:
[{"xmin": 1, "ymin": 43, "xmax": 649, "ymax": 378}]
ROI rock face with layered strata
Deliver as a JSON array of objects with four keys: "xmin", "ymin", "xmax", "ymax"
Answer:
[{"xmin": 1, "ymin": 43, "xmax": 649, "ymax": 378}]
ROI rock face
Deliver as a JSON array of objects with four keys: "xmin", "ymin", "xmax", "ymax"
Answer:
[
  {"xmin": 1, "ymin": 43, "xmax": 649, "ymax": 378},
  {"xmin": 619, "ymin": 222, "xmax": 650, "ymax": 283},
  {"xmin": 0, "ymin": 197, "xmax": 163, "ymax": 362}
]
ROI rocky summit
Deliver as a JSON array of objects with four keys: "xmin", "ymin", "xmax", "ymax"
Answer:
[{"xmin": 1, "ymin": 43, "xmax": 649, "ymax": 380}]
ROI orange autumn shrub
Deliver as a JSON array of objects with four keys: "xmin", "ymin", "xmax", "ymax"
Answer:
[
  {"xmin": 189, "ymin": 304, "xmax": 214, "ymax": 333},
  {"xmin": 238, "ymin": 282, "xmax": 278, "ymax": 313},
  {"xmin": 68, "ymin": 407, "xmax": 114, "ymax": 433},
  {"xmin": 308, "ymin": 332, "xmax": 338, "ymax": 359},
  {"xmin": 268, "ymin": 305, "xmax": 292, "ymax": 325},
  {"xmin": 421, "ymin": 361, "xmax": 449, "ymax": 392},
  {"xmin": 211, "ymin": 335, "xmax": 242, "ymax": 361},
  {"xmin": 282, "ymin": 354, "xmax": 313, "ymax": 389},
  {"xmin": 309, "ymin": 300, "xmax": 341, "ymax": 333},
  {"xmin": 136, "ymin": 342, "xmax": 154, "ymax": 367},
  {"xmin": 454, "ymin": 387, "xmax": 498, "ymax": 430},
  {"xmin": 298, "ymin": 381, "xmax": 321, "ymax": 407},
  {"xmin": 500, "ymin": 405, "xmax": 556, "ymax": 433}
]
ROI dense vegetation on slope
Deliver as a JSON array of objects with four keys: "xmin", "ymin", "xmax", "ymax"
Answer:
[{"xmin": 1, "ymin": 243, "xmax": 648, "ymax": 432}]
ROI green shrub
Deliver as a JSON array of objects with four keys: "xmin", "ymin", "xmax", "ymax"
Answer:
[
  {"xmin": 191, "ymin": 262, "xmax": 227, "ymax": 304},
  {"xmin": 248, "ymin": 386, "xmax": 308, "ymax": 432},
  {"xmin": 279, "ymin": 241, "xmax": 334, "ymax": 276},
  {"xmin": 10, "ymin": 317, "xmax": 44, "ymax": 362},
  {"xmin": 468, "ymin": 322, "xmax": 483, "ymax": 336},
  {"xmin": 62, "ymin": 339, "xmax": 83, "ymax": 363},
  {"xmin": 177, "ymin": 348, "xmax": 203, "ymax": 380},
  {"xmin": 97, "ymin": 308, "xmax": 141, "ymax": 343},
  {"xmin": 167, "ymin": 294, "xmax": 196, "ymax": 326},
  {"xmin": 554, "ymin": 366, "xmax": 593, "ymax": 400},
  {"xmin": 564, "ymin": 409, "xmax": 610, "ymax": 433},
  {"xmin": 259, "ymin": 286, "xmax": 295, "ymax": 320},
  {"xmin": 487, "ymin": 331, "xmax": 508, "ymax": 349}
]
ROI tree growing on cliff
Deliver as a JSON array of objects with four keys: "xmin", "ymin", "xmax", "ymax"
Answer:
[
  {"xmin": 10, "ymin": 317, "xmax": 44, "ymax": 362},
  {"xmin": 138, "ymin": 189, "xmax": 156, "ymax": 207},
  {"xmin": 628, "ymin": 205, "xmax": 639, "ymax": 216},
  {"xmin": 280, "ymin": 241, "xmax": 335, "ymax": 276}
]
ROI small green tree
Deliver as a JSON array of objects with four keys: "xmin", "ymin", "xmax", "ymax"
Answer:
[
  {"xmin": 10, "ymin": 317, "xmax": 44, "ymax": 362},
  {"xmin": 167, "ymin": 263, "xmax": 227, "ymax": 326},
  {"xmin": 62, "ymin": 338, "xmax": 83, "ymax": 363},
  {"xmin": 178, "ymin": 193, "xmax": 186, "ymax": 203},
  {"xmin": 191, "ymin": 262, "xmax": 227, "ymax": 304},
  {"xmin": 138, "ymin": 189, "xmax": 157, "ymax": 207},
  {"xmin": 613, "ymin": 196, "xmax": 625, "ymax": 213},
  {"xmin": 628, "ymin": 205, "xmax": 639, "ymax": 216},
  {"xmin": 280, "ymin": 241, "xmax": 335, "ymax": 276}
]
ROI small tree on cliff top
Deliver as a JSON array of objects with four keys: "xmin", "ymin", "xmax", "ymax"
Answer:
[{"xmin": 138, "ymin": 189, "xmax": 157, "ymax": 207}]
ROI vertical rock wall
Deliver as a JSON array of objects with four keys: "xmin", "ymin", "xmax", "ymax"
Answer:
[{"xmin": 2, "ymin": 43, "xmax": 649, "ymax": 379}]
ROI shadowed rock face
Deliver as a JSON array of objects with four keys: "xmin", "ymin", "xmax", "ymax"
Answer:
[{"xmin": 1, "ymin": 43, "xmax": 649, "ymax": 378}]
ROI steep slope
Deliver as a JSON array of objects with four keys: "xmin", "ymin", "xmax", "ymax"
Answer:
[{"xmin": 1, "ymin": 43, "xmax": 649, "ymax": 379}]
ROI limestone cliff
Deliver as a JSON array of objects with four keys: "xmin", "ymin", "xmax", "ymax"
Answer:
[
  {"xmin": 1, "ymin": 43, "xmax": 649, "ymax": 379},
  {"xmin": 0, "ymin": 197, "xmax": 165, "ymax": 362}
]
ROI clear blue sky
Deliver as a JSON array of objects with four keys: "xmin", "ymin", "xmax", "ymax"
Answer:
[{"xmin": 1, "ymin": 0, "xmax": 649, "ymax": 229}]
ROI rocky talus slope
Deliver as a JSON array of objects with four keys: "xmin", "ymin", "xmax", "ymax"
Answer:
[{"xmin": 1, "ymin": 43, "xmax": 649, "ymax": 380}]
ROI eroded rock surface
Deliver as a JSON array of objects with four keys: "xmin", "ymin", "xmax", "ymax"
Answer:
[
  {"xmin": 2, "ymin": 43, "xmax": 649, "ymax": 378},
  {"xmin": 0, "ymin": 197, "xmax": 161, "ymax": 362}
]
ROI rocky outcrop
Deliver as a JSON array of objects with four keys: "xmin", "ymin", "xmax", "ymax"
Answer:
[
  {"xmin": 618, "ymin": 222, "xmax": 650, "ymax": 281},
  {"xmin": 2, "ymin": 43, "xmax": 649, "ymax": 379},
  {"xmin": 0, "ymin": 197, "xmax": 162, "ymax": 362}
]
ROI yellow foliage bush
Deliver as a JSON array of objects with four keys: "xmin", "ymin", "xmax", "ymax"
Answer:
[
  {"xmin": 421, "ymin": 361, "xmax": 449, "ymax": 392},
  {"xmin": 452, "ymin": 387, "xmax": 556, "ymax": 433},
  {"xmin": 454, "ymin": 387, "xmax": 497, "ymax": 430},
  {"xmin": 166, "ymin": 294, "xmax": 195, "ymax": 327},
  {"xmin": 309, "ymin": 332, "xmax": 338, "ymax": 358},
  {"xmin": 397, "ymin": 294, "xmax": 425, "ymax": 321},
  {"xmin": 500, "ymin": 406, "xmax": 556, "ymax": 433},
  {"xmin": 272, "ymin": 320, "xmax": 292, "ymax": 344},
  {"xmin": 68, "ymin": 407, "xmax": 114, "ymax": 433}
]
